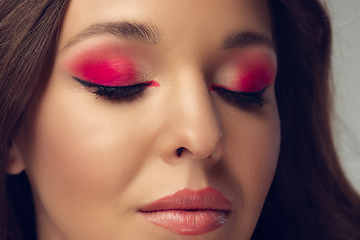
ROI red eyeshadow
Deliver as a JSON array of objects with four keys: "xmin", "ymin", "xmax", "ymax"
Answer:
[
  {"xmin": 78, "ymin": 57, "xmax": 137, "ymax": 86},
  {"xmin": 61, "ymin": 44, "xmax": 159, "ymax": 87},
  {"xmin": 149, "ymin": 81, "xmax": 160, "ymax": 87},
  {"xmin": 212, "ymin": 50, "xmax": 277, "ymax": 93},
  {"xmin": 235, "ymin": 52, "xmax": 276, "ymax": 92},
  {"xmin": 233, "ymin": 63, "xmax": 273, "ymax": 92}
]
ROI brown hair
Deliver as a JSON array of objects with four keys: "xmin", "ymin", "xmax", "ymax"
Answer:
[
  {"xmin": 0, "ymin": 0, "xmax": 359, "ymax": 240},
  {"xmin": 252, "ymin": 0, "xmax": 360, "ymax": 239},
  {"xmin": 0, "ymin": 0, "xmax": 68, "ymax": 239}
]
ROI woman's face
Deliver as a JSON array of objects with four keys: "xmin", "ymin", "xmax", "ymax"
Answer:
[{"xmin": 13, "ymin": 0, "xmax": 280, "ymax": 239}]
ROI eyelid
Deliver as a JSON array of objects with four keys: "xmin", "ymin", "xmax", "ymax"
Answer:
[
  {"xmin": 212, "ymin": 49, "xmax": 277, "ymax": 93},
  {"xmin": 74, "ymin": 77, "xmax": 151, "ymax": 88},
  {"xmin": 74, "ymin": 77, "xmax": 159, "ymax": 101},
  {"xmin": 209, "ymin": 84, "xmax": 268, "ymax": 93},
  {"xmin": 60, "ymin": 46, "xmax": 152, "ymax": 87},
  {"xmin": 74, "ymin": 67, "xmax": 149, "ymax": 87},
  {"xmin": 74, "ymin": 77, "xmax": 160, "ymax": 91},
  {"xmin": 210, "ymin": 84, "xmax": 268, "ymax": 108}
]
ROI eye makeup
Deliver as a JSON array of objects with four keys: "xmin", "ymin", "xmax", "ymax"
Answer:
[
  {"xmin": 210, "ymin": 49, "xmax": 277, "ymax": 108},
  {"xmin": 74, "ymin": 78, "xmax": 157, "ymax": 100},
  {"xmin": 60, "ymin": 44, "xmax": 159, "ymax": 101},
  {"xmin": 79, "ymin": 57, "xmax": 137, "ymax": 86},
  {"xmin": 210, "ymin": 84, "xmax": 267, "ymax": 108},
  {"xmin": 61, "ymin": 43, "xmax": 158, "ymax": 86},
  {"xmin": 69, "ymin": 55, "xmax": 155, "ymax": 87},
  {"xmin": 212, "ymin": 50, "xmax": 277, "ymax": 93}
]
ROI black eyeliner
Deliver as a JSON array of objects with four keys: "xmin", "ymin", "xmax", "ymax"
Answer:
[
  {"xmin": 211, "ymin": 85, "xmax": 267, "ymax": 107},
  {"xmin": 74, "ymin": 77, "xmax": 152, "ymax": 100}
]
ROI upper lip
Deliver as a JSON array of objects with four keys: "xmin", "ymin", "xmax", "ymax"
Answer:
[{"xmin": 139, "ymin": 187, "xmax": 232, "ymax": 212}]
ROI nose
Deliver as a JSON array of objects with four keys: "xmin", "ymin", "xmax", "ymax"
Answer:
[{"xmin": 157, "ymin": 72, "xmax": 224, "ymax": 165}]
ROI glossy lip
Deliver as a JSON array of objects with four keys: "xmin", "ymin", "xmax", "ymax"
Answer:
[{"xmin": 139, "ymin": 187, "xmax": 232, "ymax": 235}]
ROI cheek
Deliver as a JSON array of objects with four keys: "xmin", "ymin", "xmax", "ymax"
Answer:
[
  {"xmin": 214, "ymin": 93, "xmax": 280, "ymax": 235},
  {"xmin": 225, "ymin": 112, "xmax": 280, "ymax": 195},
  {"xmin": 20, "ymin": 73, "xmax": 155, "ymax": 234}
]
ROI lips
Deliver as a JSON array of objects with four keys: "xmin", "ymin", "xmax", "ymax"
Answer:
[{"xmin": 139, "ymin": 187, "xmax": 232, "ymax": 235}]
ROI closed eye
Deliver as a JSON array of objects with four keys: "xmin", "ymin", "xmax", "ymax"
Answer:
[
  {"xmin": 74, "ymin": 77, "xmax": 153, "ymax": 101},
  {"xmin": 210, "ymin": 85, "xmax": 267, "ymax": 108}
]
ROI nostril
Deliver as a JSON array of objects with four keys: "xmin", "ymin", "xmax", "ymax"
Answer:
[{"xmin": 176, "ymin": 147, "xmax": 185, "ymax": 157}]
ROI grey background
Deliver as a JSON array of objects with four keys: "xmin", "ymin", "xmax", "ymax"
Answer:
[{"xmin": 327, "ymin": 0, "xmax": 360, "ymax": 192}]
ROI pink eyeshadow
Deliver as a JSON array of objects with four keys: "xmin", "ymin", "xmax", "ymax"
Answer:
[
  {"xmin": 79, "ymin": 57, "xmax": 137, "ymax": 86},
  {"xmin": 61, "ymin": 44, "xmax": 161, "ymax": 88},
  {"xmin": 149, "ymin": 81, "xmax": 160, "ymax": 87},
  {"xmin": 219, "ymin": 51, "xmax": 277, "ymax": 92},
  {"xmin": 233, "ymin": 63, "xmax": 273, "ymax": 92}
]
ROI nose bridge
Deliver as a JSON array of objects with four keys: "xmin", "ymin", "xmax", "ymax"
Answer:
[{"xmin": 159, "ymin": 69, "xmax": 223, "ymax": 161}]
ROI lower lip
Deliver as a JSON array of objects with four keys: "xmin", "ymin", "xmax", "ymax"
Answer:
[{"xmin": 140, "ymin": 210, "xmax": 229, "ymax": 235}]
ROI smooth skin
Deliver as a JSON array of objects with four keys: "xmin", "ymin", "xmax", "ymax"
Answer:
[{"xmin": 7, "ymin": 0, "xmax": 280, "ymax": 239}]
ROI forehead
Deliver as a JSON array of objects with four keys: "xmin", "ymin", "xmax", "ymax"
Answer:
[{"xmin": 58, "ymin": 0, "xmax": 272, "ymax": 52}]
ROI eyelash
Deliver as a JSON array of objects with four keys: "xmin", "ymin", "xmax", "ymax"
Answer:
[
  {"xmin": 75, "ymin": 78, "xmax": 152, "ymax": 101},
  {"xmin": 75, "ymin": 77, "xmax": 267, "ymax": 107},
  {"xmin": 210, "ymin": 85, "xmax": 267, "ymax": 108}
]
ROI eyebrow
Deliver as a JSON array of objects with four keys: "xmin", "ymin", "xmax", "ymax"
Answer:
[
  {"xmin": 62, "ymin": 22, "xmax": 160, "ymax": 51},
  {"xmin": 222, "ymin": 31, "xmax": 275, "ymax": 50},
  {"xmin": 62, "ymin": 21, "xmax": 274, "ymax": 52}
]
